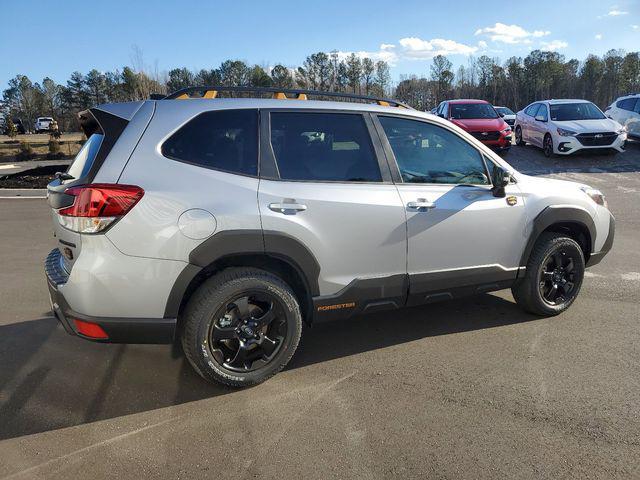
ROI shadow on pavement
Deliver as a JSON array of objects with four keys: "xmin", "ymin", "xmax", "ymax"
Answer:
[{"xmin": 0, "ymin": 293, "xmax": 542, "ymax": 441}]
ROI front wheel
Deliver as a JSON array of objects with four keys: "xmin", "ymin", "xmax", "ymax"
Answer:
[
  {"xmin": 515, "ymin": 126, "xmax": 525, "ymax": 146},
  {"xmin": 512, "ymin": 232, "xmax": 585, "ymax": 316},
  {"xmin": 543, "ymin": 134, "xmax": 554, "ymax": 157},
  {"xmin": 181, "ymin": 267, "xmax": 302, "ymax": 387}
]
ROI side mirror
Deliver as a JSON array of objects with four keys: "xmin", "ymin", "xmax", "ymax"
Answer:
[
  {"xmin": 491, "ymin": 165, "xmax": 510, "ymax": 197},
  {"xmin": 499, "ymin": 112, "xmax": 505, "ymax": 117},
  {"xmin": 438, "ymin": 113, "xmax": 445, "ymax": 119},
  {"xmin": 534, "ymin": 115, "xmax": 546, "ymax": 122}
]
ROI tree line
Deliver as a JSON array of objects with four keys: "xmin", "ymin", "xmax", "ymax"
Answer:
[{"xmin": 2, "ymin": 48, "xmax": 639, "ymax": 132}]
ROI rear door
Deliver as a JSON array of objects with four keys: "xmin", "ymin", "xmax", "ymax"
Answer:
[
  {"xmin": 373, "ymin": 114, "xmax": 527, "ymax": 304},
  {"xmin": 258, "ymin": 110, "xmax": 407, "ymax": 315},
  {"xmin": 522, "ymin": 103, "xmax": 540, "ymax": 143}
]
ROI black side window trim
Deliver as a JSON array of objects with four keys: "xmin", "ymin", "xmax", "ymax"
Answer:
[
  {"xmin": 160, "ymin": 108, "xmax": 261, "ymax": 179},
  {"xmin": 259, "ymin": 108, "xmax": 392, "ymax": 184},
  {"xmin": 371, "ymin": 112, "xmax": 491, "ymax": 186}
]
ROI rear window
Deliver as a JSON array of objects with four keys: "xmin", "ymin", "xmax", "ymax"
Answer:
[
  {"xmin": 269, "ymin": 112, "xmax": 381, "ymax": 182},
  {"xmin": 450, "ymin": 103, "xmax": 498, "ymax": 119},
  {"xmin": 496, "ymin": 107, "xmax": 515, "ymax": 116},
  {"xmin": 65, "ymin": 133, "xmax": 104, "ymax": 181},
  {"xmin": 162, "ymin": 109, "xmax": 258, "ymax": 176}
]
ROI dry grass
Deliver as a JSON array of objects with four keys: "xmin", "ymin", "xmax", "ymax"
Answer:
[{"xmin": 0, "ymin": 133, "xmax": 84, "ymax": 161}]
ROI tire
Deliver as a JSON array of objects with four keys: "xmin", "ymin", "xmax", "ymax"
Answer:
[
  {"xmin": 515, "ymin": 126, "xmax": 525, "ymax": 146},
  {"xmin": 543, "ymin": 134, "xmax": 554, "ymax": 157},
  {"xmin": 181, "ymin": 267, "xmax": 302, "ymax": 387},
  {"xmin": 512, "ymin": 232, "xmax": 585, "ymax": 316}
]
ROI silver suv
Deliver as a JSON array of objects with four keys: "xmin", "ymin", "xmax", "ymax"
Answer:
[{"xmin": 45, "ymin": 87, "xmax": 615, "ymax": 386}]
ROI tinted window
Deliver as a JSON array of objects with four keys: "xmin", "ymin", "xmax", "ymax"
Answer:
[
  {"xmin": 525, "ymin": 104, "xmax": 540, "ymax": 117},
  {"xmin": 270, "ymin": 112, "xmax": 381, "ymax": 182},
  {"xmin": 635, "ymin": 100, "xmax": 640, "ymax": 114},
  {"xmin": 379, "ymin": 116, "xmax": 489, "ymax": 185},
  {"xmin": 162, "ymin": 109, "xmax": 258, "ymax": 176},
  {"xmin": 617, "ymin": 98, "xmax": 637, "ymax": 111},
  {"xmin": 450, "ymin": 103, "xmax": 498, "ymax": 119},
  {"xmin": 549, "ymin": 102, "xmax": 605, "ymax": 121}
]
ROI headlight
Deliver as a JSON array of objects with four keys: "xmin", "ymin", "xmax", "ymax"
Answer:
[
  {"xmin": 617, "ymin": 125, "xmax": 628, "ymax": 134},
  {"xmin": 581, "ymin": 186, "xmax": 608, "ymax": 209},
  {"xmin": 501, "ymin": 127, "xmax": 511, "ymax": 133},
  {"xmin": 557, "ymin": 127, "xmax": 577, "ymax": 137}
]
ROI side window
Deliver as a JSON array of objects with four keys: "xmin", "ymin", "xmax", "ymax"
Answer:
[
  {"xmin": 378, "ymin": 116, "xmax": 489, "ymax": 185},
  {"xmin": 269, "ymin": 112, "xmax": 382, "ymax": 182},
  {"xmin": 161, "ymin": 109, "xmax": 258, "ymax": 176},
  {"xmin": 634, "ymin": 99, "xmax": 640, "ymax": 114},
  {"xmin": 525, "ymin": 104, "xmax": 540, "ymax": 117},
  {"xmin": 538, "ymin": 104, "xmax": 549, "ymax": 121},
  {"xmin": 617, "ymin": 98, "xmax": 636, "ymax": 111}
]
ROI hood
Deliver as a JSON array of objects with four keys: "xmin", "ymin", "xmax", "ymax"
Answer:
[
  {"xmin": 450, "ymin": 117, "xmax": 508, "ymax": 132},
  {"xmin": 553, "ymin": 118, "xmax": 622, "ymax": 133},
  {"xmin": 517, "ymin": 173, "xmax": 589, "ymax": 192}
]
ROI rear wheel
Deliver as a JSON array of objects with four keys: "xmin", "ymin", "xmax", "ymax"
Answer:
[
  {"xmin": 515, "ymin": 126, "xmax": 525, "ymax": 146},
  {"xmin": 543, "ymin": 134, "xmax": 554, "ymax": 157},
  {"xmin": 181, "ymin": 267, "xmax": 302, "ymax": 387},
  {"xmin": 512, "ymin": 232, "xmax": 585, "ymax": 316}
]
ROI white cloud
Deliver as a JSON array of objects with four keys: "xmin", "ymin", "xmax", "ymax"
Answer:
[
  {"xmin": 334, "ymin": 44, "xmax": 399, "ymax": 64},
  {"xmin": 398, "ymin": 37, "xmax": 479, "ymax": 59},
  {"xmin": 595, "ymin": 34, "xmax": 603, "ymax": 40},
  {"xmin": 540, "ymin": 40, "xmax": 568, "ymax": 51},
  {"xmin": 607, "ymin": 9, "xmax": 628, "ymax": 16},
  {"xmin": 632, "ymin": 24, "xmax": 639, "ymax": 30},
  {"xmin": 474, "ymin": 23, "xmax": 550, "ymax": 44}
]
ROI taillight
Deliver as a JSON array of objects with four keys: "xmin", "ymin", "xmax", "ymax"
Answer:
[
  {"xmin": 73, "ymin": 319, "xmax": 109, "ymax": 339},
  {"xmin": 57, "ymin": 184, "xmax": 144, "ymax": 233}
]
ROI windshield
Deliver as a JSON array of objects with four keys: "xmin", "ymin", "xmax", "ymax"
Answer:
[
  {"xmin": 65, "ymin": 133, "xmax": 104, "ymax": 181},
  {"xmin": 496, "ymin": 107, "xmax": 515, "ymax": 116},
  {"xmin": 450, "ymin": 103, "xmax": 498, "ymax": 119},
  {"xmin": 550, "ymin": 103, "xmax": 605, "ymax": 121}
]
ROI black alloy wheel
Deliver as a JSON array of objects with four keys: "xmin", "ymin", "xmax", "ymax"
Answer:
[{"xmin": 208, "ymin": 292, "xmax": 287, "ymax": 372}]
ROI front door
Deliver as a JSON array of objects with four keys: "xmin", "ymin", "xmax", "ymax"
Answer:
[
  {"xmin": 258, "ymin": 110, "xmax": 408, "ymax": 316},
  {"xmin": 374, "ymin": 114, "xmax": 527, "ymax": 305}
]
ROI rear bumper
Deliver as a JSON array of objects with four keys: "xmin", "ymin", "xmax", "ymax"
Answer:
[{"xmin": 45, "ymin": 248, "xmax": 176, "ymax": 344}]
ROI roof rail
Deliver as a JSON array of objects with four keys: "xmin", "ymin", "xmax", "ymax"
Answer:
[{"xmin": 163, "ymin": 86, "xmax": 412, "ymax": 109}]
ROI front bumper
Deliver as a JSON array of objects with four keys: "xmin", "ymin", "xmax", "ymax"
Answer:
[
  {"xmin": 45, "ymin": 248, "xmax": 176, "ymax": 344},
  {"xmin": 585, "ymin": 212, "xmax": 615, "ymax": 267},
  {"xmin": 555, "ymin": 133, "xmax": 626, "ymax": 155}
]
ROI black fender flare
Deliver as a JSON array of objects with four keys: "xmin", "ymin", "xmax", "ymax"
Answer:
[
  {"xmin": 163, "ymin": 230, "xmax": 320, "ymax": 318},
  {"xmin": 519, "ymin": 206, "xmax": 596, "ymax": 267}
]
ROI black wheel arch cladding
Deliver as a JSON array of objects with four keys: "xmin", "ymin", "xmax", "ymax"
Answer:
[
  {"xmin": 520, "ymin": 206, "xmax": 597, "ymax": 267},
  {"xmin": 164, "ymin": 230, "xmax": 321, "ymax": 319}
]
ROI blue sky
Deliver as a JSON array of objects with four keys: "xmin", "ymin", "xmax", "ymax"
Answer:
[{"xmin": 1, "ymin": 0, "xmax": 638, "ymax": 89}]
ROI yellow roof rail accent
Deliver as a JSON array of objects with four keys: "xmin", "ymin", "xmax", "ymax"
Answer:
[{"xmin": 163, "ymin": 86, "xmax": 413, "ymax": 109}]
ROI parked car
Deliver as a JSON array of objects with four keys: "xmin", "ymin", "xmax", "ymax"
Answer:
[
  {"xmin": 34, "ymin": 116, "xmax": 55, "ymax": 133},
  {"xmin": 605, "ymin": 93, "xmax": 639, "ymax": 140},
  {"xmin": 45, "ymin": 87, "xmax": 614, "ymax": 386},
  {"xmin": 495, "ymin": 106, "xmax": 516, "ymax": 128},
  {"xmin": 514, "ymin": 99, "xmax": 627, "ymax": 157},
  {"xmin": 435, "ymin": 99, "xmax": 512, "ymax": 153}
]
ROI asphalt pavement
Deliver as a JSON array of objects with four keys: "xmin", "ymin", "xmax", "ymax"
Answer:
[{"xmin": 0, "ymin": 141, "xmax": 639, "ymax": 479}]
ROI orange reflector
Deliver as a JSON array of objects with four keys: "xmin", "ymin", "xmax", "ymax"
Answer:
[{"xmin": 74, "ymin": 319, "xmax": 109, "ymax": 339}]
